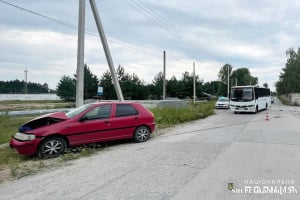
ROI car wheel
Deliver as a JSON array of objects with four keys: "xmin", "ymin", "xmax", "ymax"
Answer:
[
  {"xmin": 134, "ymin": 126, "xmax": 150, "ymax": 142},
  {"xmin": 38, "ymin": 137, "xmax": 67, "ymax": 158}
]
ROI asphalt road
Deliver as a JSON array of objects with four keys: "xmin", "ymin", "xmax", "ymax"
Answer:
[{"xmin": 1, "ymin": 99, "xmax": 300, "ymax": 200}]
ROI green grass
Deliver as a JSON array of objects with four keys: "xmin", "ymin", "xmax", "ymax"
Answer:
[
  {"xmin": 0, "ymin": 115, "xmax": 36, "ymax": 144},
  {"xmin": 0, "ymin": 144, "xmax": 105, "ymax": 182},
  {"xmin": 150, "ymin": 101, "xmax": 215, "ymax": 128},
  {"xmin": 0, "ymin": 101, "xmax": 215, "ymax": 180},
  {"xmin": 0, "ymin": 148, "xmax": 27, "ymax": 166}
]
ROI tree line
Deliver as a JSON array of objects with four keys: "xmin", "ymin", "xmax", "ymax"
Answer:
[
  {"xmin": 2, "ymin": 47, "xmax": 298, "ymax": 98},
  {"xmin": 0, "ymin": 79, "xmax": 50, "ymax": 94},
  {"xmin": 56, "ymin": 64, "xmax": 258, "ymax": 101},
  {"xmin": 276, "ymin": 48, "xmax": 300, "ymax": 95}
]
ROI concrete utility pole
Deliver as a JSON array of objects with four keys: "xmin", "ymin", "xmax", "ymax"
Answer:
[
  {"xmin": 89, "ymin": 0, "xmax": 124, "ymax": 101},
  {"xmin": 76, "ymin": 0, "xmax": 85, "ymax": 107},
  {"xmin": 193, "ymin": 62, "xmax": 196, "ymax": 103},
  {"xmin": 24, "ymin": 69, "xmax": 28, "ymax": 94},
  {"xmin": 163, "ymin": 51, "xmax": 166, "ymax": 100},
  {"xmin": 227, "ymin": 65, "xmax": 230, "ymax": 97}
]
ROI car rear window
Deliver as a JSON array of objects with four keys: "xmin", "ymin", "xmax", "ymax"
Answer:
[{"xmin": 115, "ymin": 104, "xmax": 138, "ymax": 117}]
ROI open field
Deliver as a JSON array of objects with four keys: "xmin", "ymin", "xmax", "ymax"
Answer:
[{"xmin": 0, "ymin": 100, "xmax": 74, "ymax": 112}]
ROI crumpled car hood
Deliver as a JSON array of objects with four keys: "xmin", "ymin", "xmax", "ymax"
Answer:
[
  {"xmin": 35, "ymin": 112, "xmax": 69, "ymax": 120},
  {"xmin": 19, "ymin": 112, "xmax": 68, "ymax": 132}
]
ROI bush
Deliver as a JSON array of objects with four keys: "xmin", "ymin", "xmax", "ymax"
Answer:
[{"xmin": 150, "ymin": 101, "xmax": 215, "ymax": 128}]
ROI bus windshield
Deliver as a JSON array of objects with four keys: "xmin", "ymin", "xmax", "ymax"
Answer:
[{"xmin": 231, "ymin": 87, "xmax": 253, "ymax": 101}]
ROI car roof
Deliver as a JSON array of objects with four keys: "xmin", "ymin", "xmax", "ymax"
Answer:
[{"xmin": 91, "ymin": 101, "xmax": 139, "ymax": 106}]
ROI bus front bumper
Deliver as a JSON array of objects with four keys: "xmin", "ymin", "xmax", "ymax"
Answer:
[{"xmin": 230, "ymin": 105, "xmax": 256, "ymax": 112}]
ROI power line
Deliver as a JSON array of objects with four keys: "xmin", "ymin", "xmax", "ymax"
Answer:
[
  {"xmin": 0, "ymin": 0, "xmax": 194, "ymax": 66},
  {"xmin": 0, "ymin": 0, "xmax": 161, "ymax": 57},
  {"xmin": 0, "ymin": 0, "xmax": 78, "ymax": 30},
  {"xmin": 124, "ymin": 0, "xmax": 183, "ymax": 40},
  {"xmin": 124, "ymin": 0, "xmax": 192, "ymax": 40},
  {"xmin": 134, "ymin": 0, "xmax": 192, "ymax": 40}
]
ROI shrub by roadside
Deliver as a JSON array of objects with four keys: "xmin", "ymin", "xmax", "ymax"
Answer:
[{"xmin": 150, "ymin": 101, "xmax": 215, "ymax": 128}]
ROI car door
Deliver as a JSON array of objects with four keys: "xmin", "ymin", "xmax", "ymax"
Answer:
[
  {"xmin": 109, "ymin": 104, "xmax": 140, "ymax": 139},
  {"xmin": 64, "ymin": 104, "xmax": 113, "ymax": 146}
]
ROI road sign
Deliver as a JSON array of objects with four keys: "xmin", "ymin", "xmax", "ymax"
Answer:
[{"xmin": 97, "ymin": 86, "xmax": 103, "ymax": 96}]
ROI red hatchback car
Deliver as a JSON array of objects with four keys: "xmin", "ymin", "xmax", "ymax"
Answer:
[{"xmin": 10, "ymin": 102, "xmax": 155, "ymax": 158}]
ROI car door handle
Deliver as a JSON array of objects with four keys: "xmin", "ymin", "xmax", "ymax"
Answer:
[
  {"xmin": 104, "ymin": 121, "xmax": 110, "ymax": 125},
  {"xmin": 134, "ymin": 117, "xmax": 139, "ymax": 120}
]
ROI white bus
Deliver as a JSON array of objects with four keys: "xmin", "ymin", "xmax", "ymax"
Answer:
[{"xmin": 230, "ymin": 85, "xmax": 271, "ymax": 113}]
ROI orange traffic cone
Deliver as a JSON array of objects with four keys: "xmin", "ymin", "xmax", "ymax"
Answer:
[{"xmin": 265, "ymin": 112, "xmax": 270, "ymax": 121}]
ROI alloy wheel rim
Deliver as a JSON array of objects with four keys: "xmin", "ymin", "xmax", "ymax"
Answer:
[
  {"xmin": 43, "ymin": 140, "xmax": 62, "ymax": 155},
  {"xmin": 137, "ymin": 128, "xmax": 148, "ymax": 141}
]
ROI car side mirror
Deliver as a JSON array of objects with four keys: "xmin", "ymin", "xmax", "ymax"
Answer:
[{"xmin": 79, "ymin": 116, "xmax": 88, "ymax": 122}]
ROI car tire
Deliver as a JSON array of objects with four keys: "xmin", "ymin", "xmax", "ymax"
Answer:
[
  {"xmin": 38, "ymin": 136, "xmax": 67, "ymax": 159},
  {"xmin": 133, "ymin": 126, "xmax": 150, "ymax": 142}
]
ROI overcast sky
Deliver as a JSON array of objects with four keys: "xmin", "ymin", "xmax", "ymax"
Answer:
[{"xmin": 1, "ymin": 0, "xmax": 300, "ymax": 91}]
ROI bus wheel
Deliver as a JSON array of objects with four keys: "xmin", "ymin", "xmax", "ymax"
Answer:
[
  {"xmin": 255, "ymin": 106, "xmax": 258, "ymax": 113},
  {"xmin": 265, "ymin": 103, "xmax": 268, "ymax": 110}
]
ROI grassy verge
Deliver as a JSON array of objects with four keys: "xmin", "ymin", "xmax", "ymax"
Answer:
[
  {"xmin": 150, "ymin": 101, "xmax": 215, "ymax": 128},
  {"xmin": 0, "ymin": 145, "xmax": 104, "ymax": 182},
  {"xmin": 0, "ymin": 101, "xmax": 215, "ymax": 182},
  {"xmin": 0, "ymin": 115, "xmax": 37, "ymax": 144}
]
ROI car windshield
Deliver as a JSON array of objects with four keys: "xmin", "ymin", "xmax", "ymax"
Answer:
[
  {"xmin": 218, "ymin": 98, "xmax": 228, "ymax": 102},
  {"xmin": 66, "ymin": 104, "xmax": 93, "ymax": 118}
]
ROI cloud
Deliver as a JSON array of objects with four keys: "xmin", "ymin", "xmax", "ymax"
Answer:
[
  {"xmin": 1, "ymin": 0, "xmax": 300, "ymax": 93},
  {"xmin": 0, "ymin": 28, "xmax": 78, "ymax": 88}
]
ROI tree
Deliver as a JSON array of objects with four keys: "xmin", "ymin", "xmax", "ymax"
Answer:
[
  {"xmin": 42, "ymin": 83, "xmax": 49, "ymax": 91},
  {"xmin": 83, "ymin": 65, "xmax": 99, "ymax": 99},
  {"xmin": 57, "ymin": 64, "xmax": 98, "ymax": 101},
  {"xmin": 56, "ymin": 75, "xmax": 76, "ymax": 101},
  {"xmin": 73, "ymin": 64, "xmax": 99, "ymax": 99},
  {"xmin": 230, "ymin": 68, "xmax": 258, "ymax": 86},
  {"xmin": 276, "ymin": 48, "xmax": 300, "ymax": 95},
  {"xmin": 148, "ymin": 71, "xmax": 164, "ymax": 99},
  {"xmin": 263, "ymin": 83, "xmax": 268, "ymax": 88},
  {"xmin": 218, "ymin": 64, "xmax": 232, "ymax": 84},
  {"xmin": 99, "ymin": 65, "xmax": 148, "ymax": 100},
  {"xmin": 99, "ymin": 70, "xmax": 116, "ymax": 100},
  {"xmin": 116, "ymin": 65, "xmax": 147, "ymax": 100},
  {"xmin": 166, "ymin": 76, "xmax": 178, "ymax": 97},
  {"xmin": 176, "ymin": 71, "xmax": 202, "ymax": 99},
  {"xmin": 0, "ymin": 79, "xmax": 49, "ymax": 94}
]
